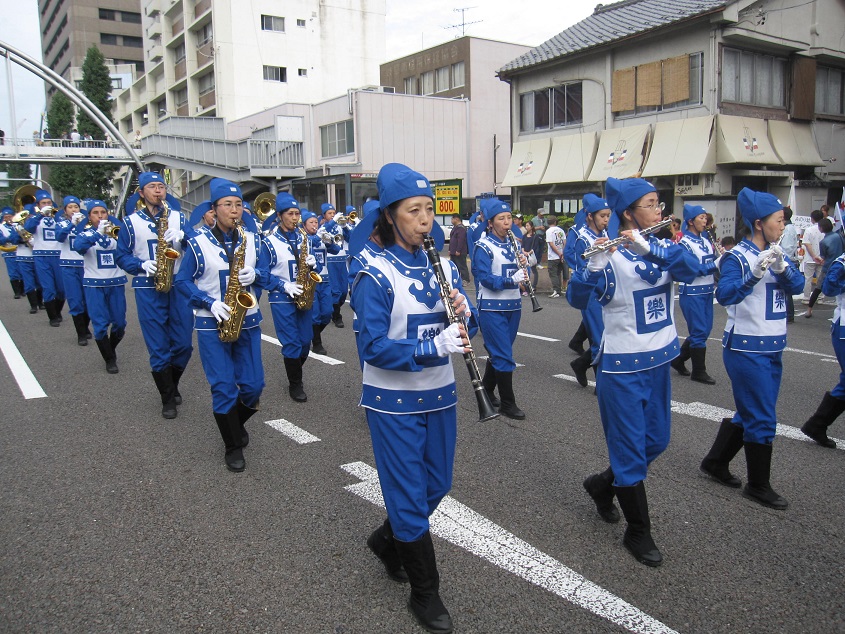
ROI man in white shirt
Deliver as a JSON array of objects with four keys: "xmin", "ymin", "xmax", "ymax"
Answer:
[
  {"xmin": 545, "ymin": 215, "xmax": 566, "ymax": 297},
  {"xmin": 801, "ymin": 209, "xmax": 824, "ymax": 302}
]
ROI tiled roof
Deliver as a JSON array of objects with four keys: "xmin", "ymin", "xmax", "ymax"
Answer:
[{"xmin": 499, "ymin": 0, "xmax": 728, "ymax": 75}]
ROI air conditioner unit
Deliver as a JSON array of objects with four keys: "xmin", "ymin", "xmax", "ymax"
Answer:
[{"xmin": 196, "ymin": 105, "xmax": 203, "ymax": 113}]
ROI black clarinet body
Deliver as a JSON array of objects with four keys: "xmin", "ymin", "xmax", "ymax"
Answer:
[
  {"xmin": 422, "ymin": 235, "xmax": 499, "ymax": 422},
  {"xmin": 506, "ymin": 230, "xmax": 542, "ymax": 312}
]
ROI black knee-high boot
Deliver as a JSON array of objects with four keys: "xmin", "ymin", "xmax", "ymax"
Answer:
[
  {"xmin": 367, "ymin": 518, "xmax": 409, "ymax": 583},
  {"xmin": 614, "ymin": 482, "xmax": 663, "ymax": 567},
  {"xmin": 45, "ymin": 299, "xmax": 61, "ymax": 327},
  {"xmin": 496, "ymin": 371, "xmax": 525, "ymax": 420},
  {"xmin": 332, "ymin": 303, "xmax": 345, "ymax": 327},
  {"xmin": 671, "ymin": 339, "xmax": 691, "ymax": 376},
  {"xmin": 570, "ymin": 348, "xmax": 592, "ymax": 387},
  {"xmin": 151, "ymin": 367, "xmax": 178, "ymax": 419},
  {"xmin": 481, "ymin": 361, "xmax": 499, "ymax": 407},
  {"xmin": 583, "ymin": 467, "xmax": 620, "ymax": 523},
  {"xmin": 95, "ymin": 337, "xmax": 118, "ymax": 374},
  {"xmin": 284, "ymin": 356, "xmax": 306, "ymax": 402},
  {"xmin": 171, "ymin": 365, "xmax": 185, "ymax": 405},
  {"xmin": 11, "ymin": 279, "xmax": 22, "ymax": 299},
  {"xmin": 71, "ymin": 314, "xmax": 89, "ymax": 346},
  {"xmin": 700, "ymin": 419, "xmax": 744, "ymax": 487},
  {"xmin": 213, "ymin": 406, "xmax": 245, "ymax": 472},
  {"xmin": 568, "ymin": 321, "xmax": 587, "ymax": 354},
  {"xmin": 742, "ymin": 442, "xmax": 788, "ymax": 510},
  {"xmin": 312, "ymin": 322, "xmax": 327, "ymax": 355},
  {"xmin": 36, "ymin": 288, "xmax": 44, "ymax": 309},
  {"xmin": 26, "ymin": 291, "xmax": 39, "ymax": 314},
  {"xmin": 689, "ymin": 346, "xmax": 715, "ymax": 384},
  {"xmin": 801, "ymin": 392, "xmax": 845, "ymax": 448},
  {"xmin": 83, "ymin": 312, "xmax": 92, "ymax": 339},
  {"xmin": 55, "ymin": 298, "xmax": 64, "ymax": 321},
  {"xmin": 236, "ymin": 399, "xmax": 258, "ymax": 447},
  {"xmin": 394, "ymin": 532, "xmax": 453, "ymax": 634}
]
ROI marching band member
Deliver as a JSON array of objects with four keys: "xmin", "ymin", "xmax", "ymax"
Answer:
[
  {"xmin": 320, "ymin": 203, "xmax": 349, "ymax": 328},
  {"xmin": 309, "ymin": 209, "xmax": 340, "ymax": 355},
  {"xmin": 15, "ymin": 203, "xmax": 43, "ymax": 314},
  {"xmin": 570, "ymin": 177, "xmax": 699, "ymax": 567},
  {"xmin": 116, "ymin": 172, "xmax": 193, "ymax": 420},
  {"xmin": 563, "ymin": 214, "xmax": 589, "ymax": 356},
  {"xmin": 0, "ymin": 206, "xmax": 23, "ymax": 299},
  {"xmin": 55, "ymin": 196, "xmax": 92, "ymax": 345},
  {"xmin": 175, "ymin": 179, "xmax": 264, "ymax": 473},
  {"xmin": 73, "ymin": 200, "xmax": 127, "ymax": 374},
  {"xmin": 186, "ymin": 201, "xmax": 214, "ymax": 238},
  {"xmin": 347, "ymin": 199, "xmax": 383, "ymax": 365},
  {"xmin": 700, "ymin": 188, "xmax": 803, "ymax": 510},
  {"xmin": 471, "ymin": 197, "xmax": 531, "ymax": 420},
  {"xmin": 671, "ymin": 204, "xmax": 719, "ymax": 384},
  {"xmin": 25, "ymin": 189, "xmax": 66, "ymax": 327},
  {"xmin": 255, "ymin": 193, "xmax": 315, "ymax": 402},
  {"xmin": 351, "ymin": 163, "xmax": 477, "ymax": 634}
]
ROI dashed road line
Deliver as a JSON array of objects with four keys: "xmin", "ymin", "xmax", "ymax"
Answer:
[
  {"xmin": 0, "ymin": 318, "xmax": 46, "ymax": 399},
  {"xmin": 260, "ymin": 333, "xmax": 345, "ymax": 365},
  {"xmin": 265, "ymin": 419, "xmax": 321, "ymax": 444},
  {"xmin": 517, "ymin": 331, "xmax": 560, "ymax": 342}
]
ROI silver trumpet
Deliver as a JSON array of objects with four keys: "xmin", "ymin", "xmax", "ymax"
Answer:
[{"xmin": 581, "ymin": 218, "xmax": 673, "ymax": 260}]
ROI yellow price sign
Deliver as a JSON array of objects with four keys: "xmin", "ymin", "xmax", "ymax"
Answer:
[{"xmin": 434, "ymin": 183, "xmax": 461, "ymax": 215}]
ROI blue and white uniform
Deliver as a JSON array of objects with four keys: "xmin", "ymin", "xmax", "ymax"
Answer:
[
  {"xmin": 0, "ymin": 217, "xmax": 21, "ymax": 288},
  {"xmin": 56, "ymin": 213, "xmax": 87, "ymax": 318},
  {"xmin": 310, "ymin": 228, "xmax": 340, "ymax": 327},
  {"xmin": 677, "ymin": 232, "xmax": 716, "ymax": 346},
  {"xmin": 74, "ymin": 221, "xmax": 127, "ymax": 341},
  {"xmin": 25, "ymin": 207, "xmax": 64, "ymax": 304},
  {"xmin": 569, "ymin": 224, "xmax": 607, "ymax": 361},
  {"xmin": 823, "ymin": 255, "xmax": 845, "ymax": 400},
  {"xmin": 15, "ymin": 205, "xmax": 39, "ymax": 296},
  {"xmin": 322, "ymin": 214, "xmax": 350, "ymax": 315}
]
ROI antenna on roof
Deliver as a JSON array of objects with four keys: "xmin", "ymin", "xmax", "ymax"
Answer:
[{"xmin": 445, "ymin": 6, "xmax": 482, "ymax": 37}]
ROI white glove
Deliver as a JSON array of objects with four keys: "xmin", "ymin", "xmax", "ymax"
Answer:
[
  {"xmin": 628, "ymin": 230, "xmax": 651, "ymax": 256},
  {"xmin": 210, "ymin": 300, "xmax": 232, "ymax": 323},
  {"xmin": 237, "ymin": 265, "xmax": 256, "ymax": 285},
  {"xmin": 526, "ymin": 251, "xmax": 537, "ymax": 267},
  {"xmin": 587, "ymin": 250, "xmax": 610, "ymax": 272},
  {"xmin": 509, "ymin": 268, "xmax": 528, "ymax": 284},
  {"xmin": 96, "ymin": 219, "xmax": 109, "ymax": 235},
  {"xmin": 770, "ymin": 251, "xmax": 788, "ymax": 274},
  {"xmin": 320, "ymin": 232, "xmax": 333, "ymax": 244},
  {"xmin": 306, "ymin": 254, "xmax": 317, "ymax": 268},
  {"xmin": 451, "ymin": 292, "xmax": 472, "ymax": 319},
  {"xmin": 284, "ymin": 281, "xmax": 304, "ymax": 297},
  {"xmin": 164, "ymin": 227, "xmax": 184, "ymax": 245},
  {"xmin": 141, "ymin": 260, "xmax": 158, "ymax": 276},
  {"xmin": 71, "ymin": 212, "xmax": 84, "ymax": 225},
  {"xmin": 751, "ymin": 249, "xmax": 777, "ymax": 279},
  {"xmin": 433, "ymin": 323, "xmax": 465, "ymax": 357}
]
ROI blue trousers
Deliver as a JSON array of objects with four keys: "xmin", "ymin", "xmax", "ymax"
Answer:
[
  {"xmin": 596, "ymin": 363, "xmax": 672, "ymax": 486},
  {"xmin": 197, "ymin": 327, "xmax": 264, "ymax": 413},
  {"xmin": 61, "ymin": 266, "xmax": 86, "ymax": 316},
  {"xmin": 270, "ymin": 301, "xmax": 312, "ymax": 359},
  {"xmin": 479, "ymin": 309, "xmax": 520, "ymax": 372},
  {"xmin": 2, "ymin": 255, "xmax": 21, "ymax": 281},
  {"xmin": 35, "ymin": 256, "xmax": 64, "ymax": 302},
  {"xmin": 84, "ymin": 286, "xmax": 127, "ymax": 340},
  {"xmin": 831, "ymin": 323, "xmax": 845, "ymax": 400},
  {"xmin": 366, "ymin": 406, "xmax": 457, "ymax": 542},
  {"xmin": 328, "ymin": 260, "xmax": 348, "ymax": 305},
  {"xmin": 135, "ymin": 288, "xmax": 194, "ymax": 372},
  {"xmin": 312, "ymin": 280, "xmax": 333, "ymax": 326},
  {"xmin": 582, "ymin": 298, "xmax": 604, "ymax": 361},
  {"xmin": 18, "ymin": 260, "xmax": 39, "ymax": 294},
  {"xmin": 723, "ymin": 347, "xmax": 782, "ymax": 444},
  {"xmin": 678, "ymin": 293, "xmax": 714, "ymax": 348}
]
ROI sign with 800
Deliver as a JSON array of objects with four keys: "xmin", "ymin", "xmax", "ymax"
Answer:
[{"xmin": 433, "ymin": 180, "xmax": 462, "ymax": 216}]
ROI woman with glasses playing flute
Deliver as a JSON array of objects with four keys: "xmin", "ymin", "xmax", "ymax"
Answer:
[{"xmin": 569, "ymin": 177, "xmax": 699, "ymax": 567}]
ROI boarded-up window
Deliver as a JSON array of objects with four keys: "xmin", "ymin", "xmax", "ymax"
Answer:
[
  {"xmin": 612, "ymin": 67, "xmax": 635, "ymax": 112},
  {"xmin": 663, "ymin": 54, "xmax": 690, "ymax": 104},
  {"xmin": 790, "ymin": 56, "xmax": 816, "ymax": 120},
  {"xmin": 636, "ymin": 61, "xmax": 662, "ymax": 106}
]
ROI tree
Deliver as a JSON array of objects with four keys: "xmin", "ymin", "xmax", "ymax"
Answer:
[
  {"xmin": 0, "ymin": 162, "xmax": 33, "ymax": 208},
  {"xmin": 47, "ymin": 92, "xmax": 75, "ymax": 140},
  {"xmin": 76, "ymin": 46, "xmax": 114, "ymax": 140}
]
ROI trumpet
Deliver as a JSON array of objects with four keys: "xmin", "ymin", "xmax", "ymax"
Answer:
[
  {"xmin": 38, "ymin": 206, "xmax": 57, "ymax": 217},
  {"xmin": 101, "ymin": 221, "xmax": 120, "ymax": 239},
  {"xmin": 581, "ymin": 218, "xmax": 673, "ymax": 259}
]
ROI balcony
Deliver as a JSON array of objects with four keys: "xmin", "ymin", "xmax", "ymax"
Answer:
[
  {"xmin": 148, "ymin": 43, "xmax": 163, "ymax": 62},
  {"xmin": 194, "ymin": 0, "xmax": 211, "ymax": 20},
  {"xmin": 174, "ymin": 59, "xmax": 186, "ymax": 81},
  {"xmin": 147, "ymin": 19, "xmax": 162, "ymax": 39},
  {"xmin": 198, "ymin": 89, "xmax": 216, "ymax": 110},
  {"xmin": 171, "ymin": 15, "xmax": 184, "ymax": 37}
]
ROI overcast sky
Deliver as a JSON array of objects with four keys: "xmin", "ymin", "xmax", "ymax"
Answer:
[{"xmin": 0, "ymin": 0, "xmax": 598, "ymax": 140}]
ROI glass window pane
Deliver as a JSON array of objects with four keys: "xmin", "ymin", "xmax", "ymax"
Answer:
[
  {"xmin": 552, "ymin": 86, "xmax": 566, "ymax": 127},
  {"xmin": 772, "ymin": 58, "xmax": 785, "ymax": 107},
  {"xmin": 689, "ymin": 52, "xmax": 702, "ymax": 104},
  {"xmin": 321, "ymin": 127, "xmax": 329, "ymax": 157},
  {"xmin": 436, "ymin": 67, "xmax": 449, "ymax": 92},
  {"xmin": 421, "ymin": 71, "xmax": 434, "ymax": 95},
  {"xmin": 566, "ymin": 82, "xmax": 583, "ymax": 124},
  {"xmin": 816, "ymin": 67, "xmax": 828, "ymax": 113},
  {"xmin": 403, "ymin": 76, "xmax": 416, "ymax": 95},
  {"xmin": 520, "ymin": 93, "xmax": 533, "ymax": 131},
  {"xmin": 722, "ymin": 49, "xmax": 738, "ymax": 101},
  {"xmin": 534, "ymin": 89, "xmax": 550, "ymax": 130},
  {"xmin": 346, "ymin": 120, "xmax": 355, "ymax": 153},
  {"xmin": 740, "ymin": 52, "xmax": 754, "ymax": 103},
  {"xmin": 452, "ymin": 62, "xmax": 465, "ymax": 87},
  {"xmin": 829, "ymin": 69, "xmax": 843, "ymax": 114},
  {"xmin": 755, "ymin": 56, "xmax": 772, "ymax": 106}
]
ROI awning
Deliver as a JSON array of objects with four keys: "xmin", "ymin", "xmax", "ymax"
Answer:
[
  {"xmin": 586, "ymin": 123, "xmax": 651, "ymax": 181},
  {"xmin": 641, "ymin": 116, "xmax": 716, "ymax": 177},
  {"xmin": 768, "ymin": 120, "xmax": 825, "ymax": 166},
  {"xmin": 716, "ymin": 114, "xmax": 778, "ymax": 165},
  {"xmin": 501, "ymin": 138, "xmax": 551, "ymax": 187},
  {"xmin": 539, "ymin": 132, "xmax": 598, "ymax": 185}
]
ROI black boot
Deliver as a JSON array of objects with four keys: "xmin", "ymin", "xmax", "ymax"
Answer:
[
  {"xmin": 284, "ymin": 356, "xmax": 307, "ymax": 402},
  {"xmin": 742, "ymin": 442, "xmax": 788, "ymax": 510},
  {"xmin": 570, "ymin": 348, "xmax": 592, "ymax": 387},
  {"xmin": 671, "ymin": 339, "xmax": 691, "ymax": 376},
  {"xmin": 394, "ymin": 532, "xmax": 453, "ymax": 634},
  {"xmin": 801, "ymin": 392, "xmax": 844, "ymax": 448},
  {"xmin": 95, "ymin": 337, "xmax": 118, "ymax": 374},
  {"xmin": 236, "ymin": 399, "xmax": 258, "ymax": 447},
  {"xmin": 332, "ymin": 303, "xmax": 345, "ymax": 328},
  {"xmin": 496, "ymin": 371, "xmax": 525, "ymax": 420},
  {"xmin": 583, "ymin": 467, "xmax": 620, "ymax": 523},
  {"xmin": 568, "ymin": 321, "xmax": 587, "ymax": 354},
  {"xmin": 213, "ymin": 408, "xmax": 245, "ymax": 472},
  {"xmin": 367, "ymin": 518, "xmax": 409, "ymax": 583},
  {"xmin": 36, "ymin": 288, "xmax": 44, "ymax": 310},
  {"xmin": 700, "ymin": 419, "xmax": 744, "ymax": 488},
  {"xmin": 312, "ymin": 323, "xmax": 327, "ymax": 355},
  {"xmin": 56, "ymin": 298, "xmax": 65, "ymax": 321},
  {"xmin": 71, "ymin": 314, "xmax": 89, "ymax": 346},
  {"xmin": 689, "ymin": 347, "xmax": 715, "ymax": 384},
  {"xmin": 614, "ymin": 482, "xmax": 663, "ymax": 567},
  {"xmin": 109, "ymin": 328, "xmax": 124, "ymax": 352},
  {"xmin": 45, "ymin": 300, "xmax": 61, "ymax": 327},
  {"xmin": 10, "ymin": 279, "xmax": 21, "ymax": 299},
  {"xmin": 83, "ymin": 312, "xmax": 92, "ymax": 339},
  {"xmin": 151, "ymin": 368, "xmax": 178, "ymax": 419},
  {"xmin": 170, "ymin": 365, "xmax": 185, "ymax": 405},
  {"xmin": 26, "ymin": 291, "xmax": 38, "ymax": 314},
  {"xmin": 481, "ymin": 361, "xmax": 500, "ymax": 408}
]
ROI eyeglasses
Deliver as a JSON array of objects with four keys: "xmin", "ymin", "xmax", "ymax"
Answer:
[
  {"xmin": 635, "ymin": 202, "xmax": 665, "ymax": 212},
  {"xmin": 216, "ymin": 202, "xmax": 243, "ymax": 210}
]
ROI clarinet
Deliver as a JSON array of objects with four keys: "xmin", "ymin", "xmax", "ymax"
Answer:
[
  {"xmin": 506, "ymin": 230, "xmax": 543, "ymax": 312},
  {"xmin": 423, "ymin": 235, "xmax": 499, "ymax": 422}
]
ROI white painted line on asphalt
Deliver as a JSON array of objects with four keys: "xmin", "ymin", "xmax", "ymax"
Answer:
[
  {"xmin": 342, "ymin": 461, "xmax": 678, "ymax": 634},
  {"xmin": 260, "ymin": 333, "xmax": 345, "ymax": 365},
  {"xmin": 555, "ymin": 373, "xmax": 596, "ymax": 388},
  {"xmin": 517, "ymin": 331, "xmax": 560, "ymax": 342},
  {"xmin": 265, "ymin": 419, "xmax": 321, "ymax": 444},
  {"xmin": 0, "ymin": 318, "xmax": 46, "ymax": 399}
]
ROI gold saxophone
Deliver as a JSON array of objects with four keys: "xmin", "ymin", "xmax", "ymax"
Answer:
[
  {"xmin": 153, "ymin": 201, "xmax": 180, "ymax": 293},
  {"xmin": 218, "ymin": 221, "xmax": 258, "ymax": 342},
  {"xmin": 294, "ymin": 228, "xmax": 321, "ymax": 310}
]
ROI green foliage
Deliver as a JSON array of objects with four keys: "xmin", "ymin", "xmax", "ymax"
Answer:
[
  {"xmin": 47, "ymin": 93, "xmax": 75, "ymax": 139},
  {"xmin": 77, "ymin": 46, "xmax": 114, "ymax": 139},
  {"xmin": 0, "ymin": 163, "xmax": 33, "ymax": 207},
  {"xmin": 50, "ymin": 164, "xmax": 115, "ymax": 205}
]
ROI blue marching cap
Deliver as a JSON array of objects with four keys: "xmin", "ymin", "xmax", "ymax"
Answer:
[
  {"xmin": 345, "ymin": 205, "xmax": 357, "ymax": 214},
  {"xmin": 583, "ymin": 193, "xmax": 610, "ymax": 215},
  {"xmin": 301, "ymin": 209, "xmax": 317, "ymax": 224},
  {"xmin": 481, "ymin": 197, "xmax": 512, "ymax": 223},
  {"xmin": 605, "ymin": 177, "xmax": 657, "ymax": 218},
  {"xmin": 320, "ymin": 203, "xmax": 335, "ymax": 216},
  {"xmin": 88, "ymin": 199, "xmax": 108, "ymax": 212},
  {"xmin": 138, "ymin": 171, "xmax": 165, "ymax": 189},
  {"xmin": 240, "ymin": 211, "xmax": 258, "ymax": 233},
  {"xmin": 738, "ymin": 188, "xmax": 783, "ymax": 232},
  {"xmin": 63, "ymin": 195, "xmax": 81, "ymax": 208},
  {"xmin": 164, "ymin": 193, "xmax": 182, "ymax": 211},
  {"xmin": 243, "ymin": 201, "xmax": 251, "ymax": 211},
  {"xmin": 683, "ymin": 203, "xmax": 707, "ymax": 226},
  {"xmin": 572, "ymin": 209, "xmax": 587, "ymax": 231},
  {"xmin": 377, "ymin": 163, "xmax": 433, "ymax": 211},
  {"xmin": 2, "ymin": 206, "xmax": 14, "ymax": 215},
  {"xmin": 209, "ymin": 178, "xmax": 242, "ymax": 204},
  {"xmin": 24, "ymin": 203, "xmax": 35, "ymax": 213},
  {"xmin": 35, "ymin": 189, "xmax": 52, "ymax": 203},
  {"xmin": 125, "ymin": 192, "xmax": 140, "ymax": 215},
  {"xmin": 188, "ymin": 200, "xmax": 212, "ymax": 228},
  {"xmin": 261, "ymin": 213, "xmax": 277, "ymax": 233},
  {"xmin": 276, "ymin": 192, "xmax": 299, "ymax": 212},
  {"xmin": 362, "ymin": 199, "xmax": 380, "ymax": 217}
]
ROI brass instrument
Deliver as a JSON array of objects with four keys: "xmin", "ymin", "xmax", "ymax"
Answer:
[
  {"xmin": 336, "ymin": 210, "xmax": 358, "ymax": 227},
  {"xmin": 253, "ymin": 192, "xmax": 276, "ymax": 222},
  {"xmin": 506, "ymin": 230, "xmax": 542, "ymax": 313},
  {"xmin": 218, "ymin": 220, "xmax": 258, "ymax": 342},
  {"xmin": 101, "ymin": 221, "xmax": 121, "ymax": 240},
  {"xmin": 423, "ymin": 234, "xmax": 499, "ymax": 422},
  {"xmin": 581, "ymin": 218, "xmax": 674, "ymax": 260},
  {"xmin": 12, "ymin": 184, "xmax": 38, "ymax": 213},
  {"xmin": 38, "ymin": 206, "xmax": 57, "ymax": 217},
  {"xmin": 294, "ymin": 228, "xmax": 321, "ymax": 310},
  {"xmin": 153, "ymin": 201, "xmax": 179, "ymax": 293},
  {"xmin": 11, "ymin": 210, "xmax": 33, "ymax": 245}
]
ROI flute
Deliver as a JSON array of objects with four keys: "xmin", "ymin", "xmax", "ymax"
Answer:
[
  {"xmin": 581, "ymin": 218, "xmax": 674, "ymax": 259},
  {"xmin": 506, "ymin": 230, "xmax": 542, "ymax": 312}
]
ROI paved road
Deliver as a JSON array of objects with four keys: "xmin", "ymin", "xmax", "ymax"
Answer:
[{"xmin": 0, "ymin": 281, "xmax": 843, "ymax": 633}]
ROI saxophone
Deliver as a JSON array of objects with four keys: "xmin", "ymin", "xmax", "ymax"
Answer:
[
  {"xmin": 218, "ymin": 221, "xmax": 258, "ymax": 342},
  {"xmin": 294, "ymin": 227, "xmax": 321, "ymax": 310},
  {"xmin": 153, "ymin": 201, "xmax": 180, "ymax": 293}
]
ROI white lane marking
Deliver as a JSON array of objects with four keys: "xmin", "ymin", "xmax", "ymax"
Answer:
[
  {"xmin": 260, "ymin": 333, "xmax": 345, "ymax": 365},
  {"xmin": 265, "ymin": 419, "xmax": 321, "ymax": 444},
  {"xmin": 517, "ymin": 331, "xmax": 560, "ymax": 342},
  {"xmin": 555, "ymin": 374, "xmax": 845, "ymax": 450},
  {"xmin": 0, "ymin": 318, "xmax": 47, "ymax": 399},
  {"xmin": 342, "ymin": 461, "xmax": 677, "ymax": 634}
]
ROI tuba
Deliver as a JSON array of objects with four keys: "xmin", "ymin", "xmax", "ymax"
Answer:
[
  {"xmin": 153, "ymin": 200, "xmax": 180, "ymax": 293},
  {"xmin": 294, "ymin": 228, "xmax": 321, "ymax": 310},
  {"xmin": 12, "ymin": 184, "xmax": 38, "ymax": 213},
  {"xmin": 253, "ymin": 192, "xmax": 276, "ymax": 222},
  {"xmin": 218, "ymin": 221, "xmax": 258, "ymax": 342}
]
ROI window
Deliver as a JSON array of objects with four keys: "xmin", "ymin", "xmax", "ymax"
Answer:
[
  {"xmin": 298, "ymin": 68, "xmax": 307, "ymax": 77},
  {"xmin": 553, "ymin": 82, "xmax": 583, "ymax": 127},
  {"xmin": 816, "ymin": 66, "xmax": 844, "ymax": 116},
  {"xmin": 421, "ymin": 70, "xmax": 435, "ymax": 95},
  {"xmin": 110, "ymin": 77, "xmax": 123, "ymax": 90},
  {"xmin": 451, "ymin": 61, "xmax": 465, "ymax": 88},
  {"xmin": 174, "ymin": 43, "xmax": 186, "ymax": 63},
  {"xmin": 263, "ymin": 65, "xmax": 287, "ymax": 82},
  {"xmin": 520, "ymin": 82, "xmax": 584, "ymax": 131},
  {"xmin": 297, "ymin": 19, "xmax": 306, "ymax": 27},
  {"xmin": 403, "ymin": 76, "xmax": 417, "ymax": 95},
  {"xmin": 99, "ymin": 9, "xmax": 116, "ymax": 20},
  {"xmin": 100, "ymin": 33, "xmax": 118, "ymax": 45},
  {"xmin": 196, "ymin": 22, "xmax": 212, "ymax": 45},
  {"xmin": 320, "ymin": 120, "xmax": 355, "ymax": 158},
  {"xmin": 722, "ymin": 48, "xmax": 786, "ymax": 108},
  {"xmin": 123, "ymin": 36, "xmax": 143, "ymax": 48},
  {"xmin": 614, "ymin": 53, "xmax": 704, "ymax": 117},
  {"xmin": 261, "ymin": 14, "xmax": 285, "ymax": 32},
  {"xmin": 174, "ymin": 88, "xmax": 188, "ymax": 106},
  {"xmin": 435, "ymin": 66, "xmax": 450, "ymax": 92},
  {"xmin": 120, "ymin": 11, "xmax": 141, "ymax": 24},
  {"xmin": 198, "ymin": 72, "xmax": 215, "ymax": 95}
]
